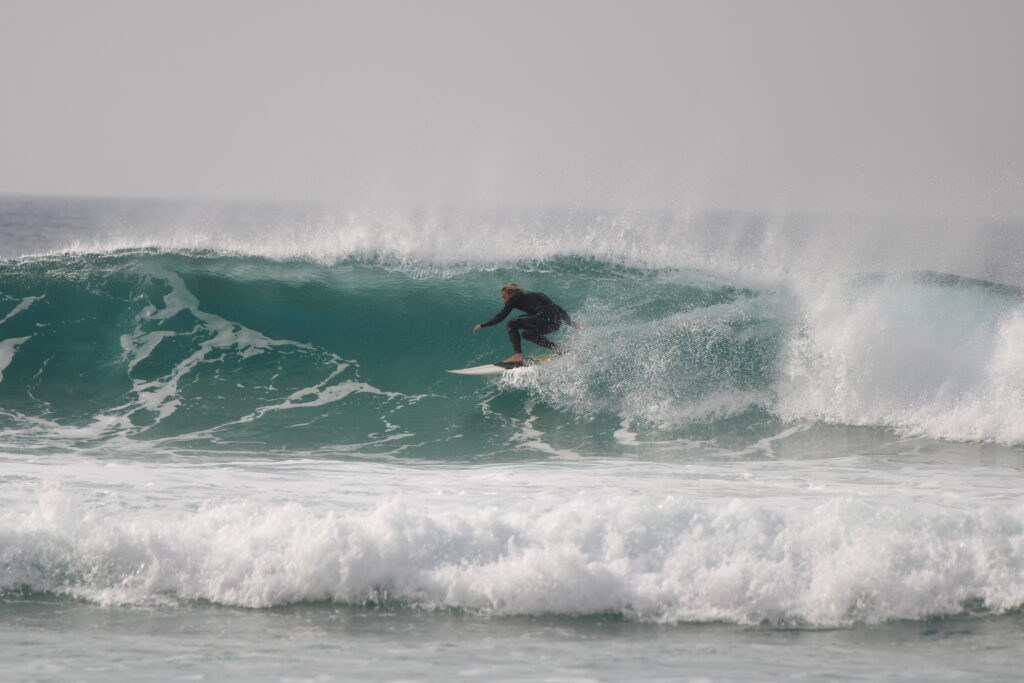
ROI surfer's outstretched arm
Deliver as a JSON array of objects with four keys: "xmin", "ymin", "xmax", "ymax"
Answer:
[{"xmin": 474, "ymin": 300, "xmax": 515, "ymax": 332}]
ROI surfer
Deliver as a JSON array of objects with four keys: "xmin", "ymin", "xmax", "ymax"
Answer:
[{"xmin": 472, "ymin": 283, "xmax": 579, "ymax": 365}]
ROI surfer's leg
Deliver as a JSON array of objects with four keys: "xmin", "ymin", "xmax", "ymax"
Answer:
[
  {"xmin": 519, "ymin": 318, "xmax": 562, "ymax": 352},
  {"xmin": 521, "ymin": 329, "xmax": 558, "ymax": 351},
  {"xmin": 503, "ymin": 317, "xmax": 528, "ymax": 363},
  {"xmin": 506, "ymin": 317, "xmax": 526, "ymax": 354}
]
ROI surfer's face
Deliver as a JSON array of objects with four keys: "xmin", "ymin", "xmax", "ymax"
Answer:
[{"xmin": 501, "ymin": 290, "xmax": 513, "ymax": 304}]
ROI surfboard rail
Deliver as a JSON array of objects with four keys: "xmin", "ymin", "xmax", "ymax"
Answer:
[{"xmin": 447, "ymin": 354, "xmax": 559, "ymax": 376}]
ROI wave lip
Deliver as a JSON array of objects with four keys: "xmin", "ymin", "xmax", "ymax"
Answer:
[{"xmin": 4, "ymin": 488, "xmax": 1023, "ymax": 626}]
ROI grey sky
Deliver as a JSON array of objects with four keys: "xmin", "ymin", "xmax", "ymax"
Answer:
[{"xmin": 2, "ymin": 0, "xmax": 1022, "ymax": 215}]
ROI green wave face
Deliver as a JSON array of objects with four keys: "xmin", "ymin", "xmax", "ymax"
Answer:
[
  {"xmin": 0, "ymin": 251, "xmax": 793, "ymax": 459},
  {"xmin": 4, "ymin": 249, "xmax": 1024, "ymax": 458}
]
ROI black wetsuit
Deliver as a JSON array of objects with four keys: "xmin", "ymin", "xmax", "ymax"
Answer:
[{"xmin": 479, "ymin": 291, "xmax": 573, "ymax": 354}]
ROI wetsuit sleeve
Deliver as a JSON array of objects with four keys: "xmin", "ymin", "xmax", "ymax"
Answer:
[
  {"xmin": 555, "ymin": 305, "xmax": 572, "ymax": 324},
  {"xmin": 479, "ymin": 300, "xmax": 515, "ymax": 328}
]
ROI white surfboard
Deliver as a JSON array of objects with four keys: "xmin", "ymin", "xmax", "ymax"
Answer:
[{"xmin": 447, "ymin": 354, "xmax": 559, "ymax": 376}]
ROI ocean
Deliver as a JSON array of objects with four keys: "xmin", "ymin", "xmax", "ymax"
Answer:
[{"xmin": 1, "ymin": 195, "xmax": 1023, "ymax": 681}]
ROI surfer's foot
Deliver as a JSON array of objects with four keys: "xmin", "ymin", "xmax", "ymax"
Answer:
[
  {"xmin": 503, "ymin": 353, "xmax": 524, "ymax": 364},
  {"xmin": 553, "ymin": 345, "xmax": 566, "ymax": 356}
]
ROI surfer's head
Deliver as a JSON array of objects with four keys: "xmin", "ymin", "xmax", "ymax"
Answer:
[{"xmin": 501, "ymin": 283, "xmax": 523, "ymax": 302}]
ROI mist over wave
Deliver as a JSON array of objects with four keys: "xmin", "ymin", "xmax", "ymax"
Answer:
[{"xmin": 6, "ymin": 196, "xmax": 1024, "ymax": 284}]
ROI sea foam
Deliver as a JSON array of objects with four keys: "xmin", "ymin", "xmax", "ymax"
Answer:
[
  {"xmin": 778, "ymin": 273, "xmax": 1024, "ymax": 444},
  {"xmin": 4, "ymin": 482, "xmax": 1023, "ymax": 625}
]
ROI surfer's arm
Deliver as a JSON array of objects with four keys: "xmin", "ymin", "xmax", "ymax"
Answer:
[{"xmin": 477, "ymin": 301, "xmax": 514, "ymax": 330}]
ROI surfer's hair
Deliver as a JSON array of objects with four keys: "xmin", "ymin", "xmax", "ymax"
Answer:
[{"xmin": 501, "ymin": 283, "xmax": 524, "ymax": 295}]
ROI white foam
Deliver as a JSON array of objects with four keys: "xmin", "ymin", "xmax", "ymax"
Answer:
[
  {"xmin": 0, "ymin": 336, "xmax": 31, "ymax": 383},
  {"xmin": 0, "ymin": 295, "xmax": 43, "ymax": 326},
  {"xmin": 4, "ymin": 461, "xmax": 1024, "ymax": 626},
  {"xmin": 778, "ymin": 275, "xmax": 1024, "ymax": 444}
]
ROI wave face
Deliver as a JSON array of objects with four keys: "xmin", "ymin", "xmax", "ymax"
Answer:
[
  {"xmin": 1, "ymin": 247, "xmax": 1023, "ymax": 454},
  {"xmin": 0, "ymin": 250, "xmax": 781, "ymax": 455}
]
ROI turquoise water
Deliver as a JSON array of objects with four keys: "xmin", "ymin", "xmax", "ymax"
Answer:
[
  {"xmin": 0, "ymin": 249, "xmax": 787, "ymax": 458},
  {"xmin": 2, "ymin": 196, "xmax": 1024, "ymax": 681}
]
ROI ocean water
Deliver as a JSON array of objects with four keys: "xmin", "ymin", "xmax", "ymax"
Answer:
[{"xmin": 1, "ymin": 195, "xmax": 1023, "ymax": 681}]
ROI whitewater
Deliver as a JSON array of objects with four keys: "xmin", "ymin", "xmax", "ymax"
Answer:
[{"xmin": 2, "ymin": 195, "xmax": 1024, "ymax": 681}]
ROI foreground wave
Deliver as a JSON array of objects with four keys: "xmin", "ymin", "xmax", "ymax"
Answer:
[{"xmin": 4, "ymin": 477, "xmax": 1023, "ymax": 626}]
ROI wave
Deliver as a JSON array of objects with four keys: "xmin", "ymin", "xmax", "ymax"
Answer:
[
  {"xmin": 0, "ymin": 249, "xmax": 1023, "ymax": 452},
  {"xmin": 4, "ymin": 481, "xmax": 1023, "ymax": 625}
]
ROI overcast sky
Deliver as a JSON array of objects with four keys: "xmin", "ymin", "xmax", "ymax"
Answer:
[{"xmin": 2, "ymin": 0, "xmax": 1022, "ymax": 215}]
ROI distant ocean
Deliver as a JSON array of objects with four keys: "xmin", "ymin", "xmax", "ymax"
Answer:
[{"xmin": 2, "ymin": 195, "xmax": 1023, "ymax": 681}]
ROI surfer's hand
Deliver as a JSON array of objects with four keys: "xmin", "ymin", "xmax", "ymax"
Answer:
[
  {"xmin": 472, "ymin": 324, "xmax": 482, "ymax": 334},
  {"xmin": 569, "ymin": 321, "xmax": 583, "ymax": 330}
]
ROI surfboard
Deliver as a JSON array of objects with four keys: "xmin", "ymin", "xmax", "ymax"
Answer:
[{"xmin": 447, "ymin": 354, "xmax": 559, "ymax": 376}]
